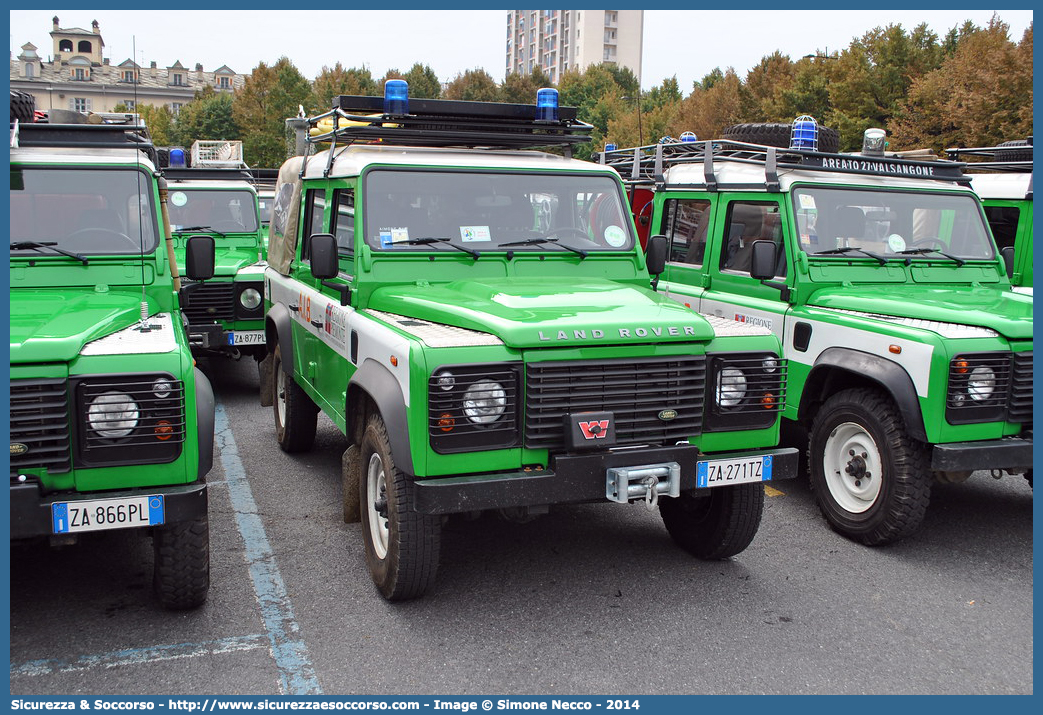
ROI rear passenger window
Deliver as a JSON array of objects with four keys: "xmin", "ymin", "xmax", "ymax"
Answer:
[{"xmin": 662, "ymin": 198, "xmax": 711, "ymax": 266}]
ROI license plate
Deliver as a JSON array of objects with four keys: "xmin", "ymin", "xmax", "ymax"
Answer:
[
  {"xmin": 697, "ymin": 455, "xmax": 773, "ymax": 488},
  {"xmin": 229, "ymin": 331, "xmax": 265, "ymax": 345},
  {"xmin": 52, "ymin": 495, "xmax": 164, "ymax": 534}
]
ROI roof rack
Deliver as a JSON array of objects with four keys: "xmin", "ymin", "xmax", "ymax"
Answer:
[
  {"xmin": 163, "ymin": 167, "xmax": 255, "ymax": 183},
  {"xmin": 12, "ymin": 120, "xmax": 158, "ymax": 164},
  {"xmin": 596, "ymin": 138, "xmax": 970, "ymax": 192},
  {"xmin": 300, "ymin": 94, "xmax": 593, "ymax": 178},
  {"xmin": 945, "ymin": 141, "xmax": 1033, "ymax": 173}
]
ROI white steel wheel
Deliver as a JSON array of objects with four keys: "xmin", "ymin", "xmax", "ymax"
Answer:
[
  {"xmin": 366, "ymin": 452, "xmax": 390, "ymax": 560},
  {"xmin": 275, "ymin": 367, "xmax": 288, "ymax": 427},
  {"xmin": 821, "ymin": 421, "xmax": 883, "ymax": 514}
]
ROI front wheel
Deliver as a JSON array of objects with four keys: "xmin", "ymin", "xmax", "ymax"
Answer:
[
  {"xmin": 809, "ymin": 388, "xmax": 930, "ymax": 545},
  {"xmin": 359, "ymin": 414, "xmax": 441, "ymax": 600},
  {"xmin": 153, "ymin": 516, "xmax": 210, "ymax": 610},
  {"xmin": 659, "ymin": 482, "xmax": 764, "ymax": 559},
  {"xmin": 272, "ymin": 343, "xmax": 317, "ymax": 453}
]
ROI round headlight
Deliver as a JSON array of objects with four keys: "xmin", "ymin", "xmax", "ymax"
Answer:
[
  {"xmin": 152, "ymin": 378, "xmax": 173, "ymax": 399},
  {"xmin": 239, "ymin": 287, "xmax": 262, "ymax": 310},
  {"xmin": 463, "ymin": 381, "xmax": 507, "ymax": 424},
  {"xmin": 716, "ymin": 368, "xmax": 747, "ymax": 408},
  {"xmin": 88, "ymin": 391, "xmax": 140, "ymax": 438},
  {"xmin": 436, "ymin": 371, "xmax": 456, "ymax": 391},
  {"xmin": 967, "ymin": 366, "xmax": 996, "ymax": 401},
  {"xmin": 762, "ymin": 356, "xmax": 779, "ymax": 373}
]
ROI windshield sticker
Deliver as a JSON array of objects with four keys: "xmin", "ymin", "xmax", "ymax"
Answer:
[
  {"xmin": 460, "ymin": 226, "xmax": 491, "ymax": 242},
  {"xmin": 170, "ymin": 191, "xmax": 188, "ymax": 207},
  {"xmin": 380, "ymin": 227, "xmax": 409, "ymax": 248},
  {"xmin": 887, "ymin": 234, "xmax": 907, "ymax": 252},
  {"xmin": 798, "ymin": 194, "xmax": 816, "ymax": 210},
  {"xmin": 604, "ymin": 225, "xmax": 627, "ymax": 247}
]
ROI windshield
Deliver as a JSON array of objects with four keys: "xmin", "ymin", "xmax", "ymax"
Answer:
[
  {"xmin": 793, "ymin": 187, "xmax": 994, "ymax": 260},
  {"xmin": 10, "ymin": 167, "xmax": 159, "ymax": 255},
  {"xmin": 168, "ymin": 188, "xmax": 259, "ymax": 233},
  {"xmin": 363, "ymin": 170, "xmax": 634, "ymax": 252}
]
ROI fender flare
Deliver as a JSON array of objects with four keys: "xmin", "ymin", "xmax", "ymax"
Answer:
[
  {"xmin": 803, "ymin": 347, "xmax": 927, "ymax": 442},
  {"xmin": 194, "ymin": 367, "xmax": 215, "ymax": 479},
  {"xmin": 266, "ymin": 302, "xmax": 294, "ymax": 375},
  {"xmin": 348, "ymin": 359, "xmax": 414, "ymax": 476}
]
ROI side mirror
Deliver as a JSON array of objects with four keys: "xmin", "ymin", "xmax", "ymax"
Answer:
[
  {"xmin": 309, "ymin": 233, "xmax": 338, "ymax": 280},
  {"xmin": 1000, "ymin": 246, "xmax": 1015, "ymax": 279},
  {"xmin": 185, "ymin": 235, "xmax": 215, "ymax": 281},
  {"xmin": 646, "ymin": 234, "xmax": 668, "ymax": 277},
  {"xmin": 750, "ymin": 240, "xmax": 778, "ymax": 281}
]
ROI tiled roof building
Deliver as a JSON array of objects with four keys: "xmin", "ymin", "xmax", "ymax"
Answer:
[{"xmin": 10, "ymin": 16, "xmax": 246, "ymax": 115}]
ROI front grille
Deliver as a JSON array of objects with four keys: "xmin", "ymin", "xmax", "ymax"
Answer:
[
  {"xmin": 182, "ymin": 282, "xmax": 235, "ymax": 323},
  {"xmin": 525, "ymin": 356, "xmax": 706, "ymax": 450},
  {"xmin": 10, "ymin": 378, "xmax": 71, "ymax": 475},
  {"xmin": 1008, "ymin": 351, "xmax": 1033, "ymax": 424}
]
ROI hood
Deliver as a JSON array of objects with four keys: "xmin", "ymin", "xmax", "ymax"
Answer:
[
  {"xmin": 810, "ymin": 284, "xmax": 1032, "ymax": 340},
  {"xmin": 10, "ymin": 289, "xmax": 149, "ymax": 363},
  {"xmin": 369, "ymin": 278, "xmax": 716, "ymax": 349}
]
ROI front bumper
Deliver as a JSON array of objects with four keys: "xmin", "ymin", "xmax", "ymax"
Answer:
[
  {"xmin": 9, "ymin": 481, "xmax": 208, "ymax": 540},
  {"xmin": 413, "ymin": 445, "xmax": 799, "ymax": 515},
  {"xmin": 930, "ymin": 436, "xmax": 1033, "ymax": 472}
]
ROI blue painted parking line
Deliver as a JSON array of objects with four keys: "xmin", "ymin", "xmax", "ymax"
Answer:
[
  {"xmin": 214, "ymin": 402, "xmax": 323, "ymax": 695},
  {"xmin": 11, "ymin": 634, "xmax": 268, "ymax": 677}
]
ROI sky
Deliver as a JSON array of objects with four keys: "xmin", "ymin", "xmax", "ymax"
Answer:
[{"xmin": 9, "ymin": 9, "xmax": 1034, "ymax": 92}]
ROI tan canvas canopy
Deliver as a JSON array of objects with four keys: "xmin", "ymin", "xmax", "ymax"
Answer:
[{"xmin": 266, "ymin": 155, "xmax": 305, "ymax": 275}]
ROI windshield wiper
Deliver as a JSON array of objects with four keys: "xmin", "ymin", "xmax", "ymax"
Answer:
[
  {"xmin": 500, "ymin": 237, "xmax": 588, "ymax": 259},
  {"xmin": 896, "ymin": 247, "xmax": 966, "ymax": 267},
  {"xmin": 173, "ymin": 225, "xmax": 226, "ymax": 237},
  {"xmin": 813, "ymin": 246, "xmax": 887, "ymax": 266},
  {"xmin": 400, "ymin": 236, "xmax": 481, "ymax": 259},
  {"xmin": 11, "ymin": 241, "xmax": 89, "ymax": 265}
]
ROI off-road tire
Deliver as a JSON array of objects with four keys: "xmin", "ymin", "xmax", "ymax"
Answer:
[
  {"xmin": 10, "ymin": 90, "xmax": 35, "ymax": 124},
  {"xmin": 659, "ymin": 482, "xmax": 765, "ymax": 559},
  {"xmin": 809, "ymin": 388, "xmax": 931, "ymax": 545},
  {"xmin": 272, "ymin": 343, "xmax": 317, "ymax": 453},
  {"xmin": 722, "ymin": 122, "xmax": 841, "ymax": 154},
  {"xmin": 995, "ymin": 139, "xmax": 1032, "ymax": 163},
  {"xmin": 153, "ymin": 516, "xmax": 210, "ymax": 610},
  {"xmin": 359, "ymin": 414, "xmax": 440, "ymax": 600}
]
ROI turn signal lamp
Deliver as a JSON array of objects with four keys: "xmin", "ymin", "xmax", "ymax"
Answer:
[
  {"xmin": 761, "ymin": 393, "xmax": 776, "ymax": 409},
  {"xmin": 384, "ymin": 80, "xmax": 409, "ymax": 116},
  {"xmin": 954, "ymin": 359, "xmax": 969, "ymax": 374},
  {"xmin": 790, "ymin": 115, "xmax": 819, "ymax": 150},
  {"xmin": 439, "ymin": 414, "xmax": 455, "ymax": 432},
  {"xmin": 155, "ymin": 421, "xmax": 174, "ymax": 441},
  {"xmin": 536, "ymin": 88, "xmax": 559, "ymax": 121}
]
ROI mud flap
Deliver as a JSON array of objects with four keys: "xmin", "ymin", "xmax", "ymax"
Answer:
[{"xmin": 342, "ymin": 444, "xmax": 361, "ymax": 523}]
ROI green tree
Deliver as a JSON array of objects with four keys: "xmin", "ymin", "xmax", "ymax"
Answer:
[
  {"xmin": 644, "ymin": 76, "xmax": 681, "ymax": 111},
  {"xmin": 558, "ymin": 64, "xmax": 643, "ymax": 160},
  {"xmin": 401, "ymin": 63, "xmax": 442, "ymax": 99},
  {"xmin": 499, "ymin": 68, "xmax": 552, "ymax": 104},
  {"xmin": 313, "ymin": 63, "xmax": 378, "ymax": 110},
  {"xmin": 666, "ymin": 68, "xmax": 742, "ymax": 142},
  {"xmin": 740, "ymin": 52, "xmax": 795, "ymax": 122},
  {"xmin": 111, "ymin": 102, "xmax": 175, "ymax": 146},
  {"xmin": 233, "ymin": 57, "xmax": 313, "ymax": 167},
  {"xmin": 171, "ymin": 86, "xmax": 239, "ymax": 146},
  {"xmin": 443, "ymin": 69, "xmax": 500, "ymax": 102}
]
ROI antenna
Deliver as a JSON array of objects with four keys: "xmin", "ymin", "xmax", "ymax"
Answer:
[{"xmin": 131, "ymin": 34, "xmax": 154, "ymax": 332}]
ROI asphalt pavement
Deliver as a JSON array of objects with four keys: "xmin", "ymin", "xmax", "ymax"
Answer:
[{"xmin": 9, "ymin": 357, "xmax": 1034, "ymax": 695}]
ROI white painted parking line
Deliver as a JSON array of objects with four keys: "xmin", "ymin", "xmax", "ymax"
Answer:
[{"xmin": 11, "ymin": 634, "xmax": 268, "ymax": 677}]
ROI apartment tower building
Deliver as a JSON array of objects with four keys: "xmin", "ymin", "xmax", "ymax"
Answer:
[{"xmin": 505, "ymin": 10, "xmax": 643, "ymax": 84}]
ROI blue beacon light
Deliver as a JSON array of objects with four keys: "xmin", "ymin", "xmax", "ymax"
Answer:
[
  {"xmin": 168, "ymin": 148, "xmax": 187, "ymax": 168},
  {"xmin": 790, "ymin": 115, "xmax": 819, "ymax": 150},
  {"xmin": 536, "ymin": 88, "xmax": 559, "ymax": 122},
  {"xmin": 384, "ymin": 80, "xmax": 409, "ymax": 116},
  {"xmin": 604, "ymin": 143, "xmax": 617, "ymax": 152},
  {"xmin": 680, "ymin": 131, "xmax": 697, "ymax": 143}
]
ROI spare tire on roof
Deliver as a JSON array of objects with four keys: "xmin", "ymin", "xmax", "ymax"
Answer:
[
  {"xmin": 10, "ymin": 90, "xmax": 36, "ymax": 124},
  {"xmin": 994, "ymin": 139, "xmax": 1032, "ymax": 163},
  {"xmin": 722, "ymin": 122, "xmax": 840, "ymax": 154}
]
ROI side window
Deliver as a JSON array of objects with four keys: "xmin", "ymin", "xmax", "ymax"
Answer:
[
  {"xmin": 720, "ymin": 201, "xmax": 785, "ymax": 277},
  {"xmin": 331, "ymin": 188, "xmax": 355, "ymax": 257},
  {"xmin": 983, "ymin": 206, "xmax": 1020, "ymax": 251},
  {"xmin": 662, "ymin": 198, "xmax": 711, "ymax": 265},
  {"xmin": 301, "ymin": 189, "xmax": 326, "ymax": 261}
]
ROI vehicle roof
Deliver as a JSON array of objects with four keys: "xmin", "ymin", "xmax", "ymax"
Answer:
[
  {"xmin": 166, "ymin": 179, "xmax": 258, "ymax": 192},
  {"xmin": 968, "ymin": 173, "xmax": 1033, "ymax": 200},
  {"xmin": 663, "ymin": 160, "xmax": 972, "ymax": 193},
  {"xmin": 10, "ymin": 146, "xmax": 158, "ymax": 172},
  {"xmin": 303, "ymin": 143, "xmax": 620, "ymax": 180}
]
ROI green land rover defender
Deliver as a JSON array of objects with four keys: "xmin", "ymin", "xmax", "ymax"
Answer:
[
  {"xmin": 601, "ymin": 123, "xmax": 1033, "ymax": 546},
  {"xmin": 260, "ymin": 86, "xmax": 799, "ymax": 601},
  {"xmin": 10, "ymin": 113, "xmax": 215, "ymax": 609}
]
